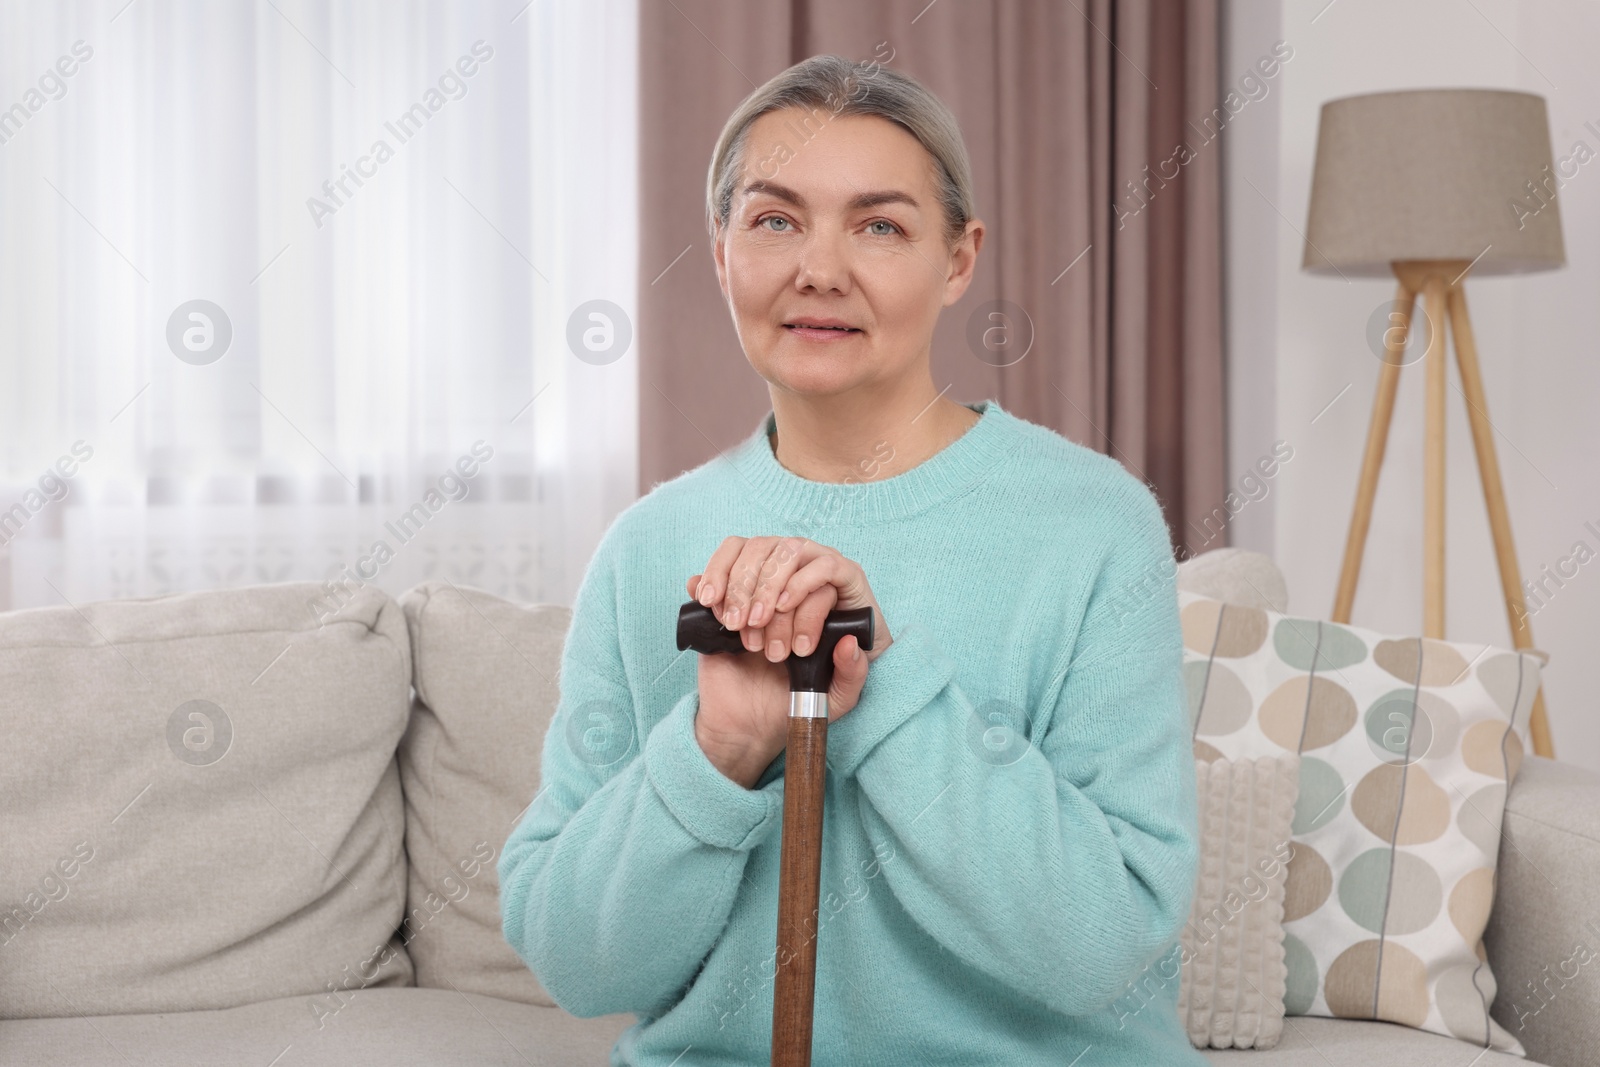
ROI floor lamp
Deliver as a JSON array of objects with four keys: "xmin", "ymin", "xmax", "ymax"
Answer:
[{"xmin": 1302, "ymin": 88, "xmax": 1562, "ymax": 758}]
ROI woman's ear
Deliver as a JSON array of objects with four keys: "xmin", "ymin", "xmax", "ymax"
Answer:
[{"xmin": 941, "ymin": 217, "xmax": 985, "ymax": 308}]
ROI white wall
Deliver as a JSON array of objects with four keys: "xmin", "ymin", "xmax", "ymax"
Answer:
[
  {"xmin": 1226, "ymin": 0, "xmax": 1600, "ymax": 774},
  {"xmin": 1221, "ymin": 0, "xmax": 1284, "ymax": 558}
]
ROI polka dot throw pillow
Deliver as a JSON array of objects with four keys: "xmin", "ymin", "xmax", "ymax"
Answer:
[{"xmin": 1179, "ymin": 590, "xmax": 1546, "ymax": 1054}]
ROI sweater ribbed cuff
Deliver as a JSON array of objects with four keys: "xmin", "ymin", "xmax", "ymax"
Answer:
[
  {"xmin": 827, "ymin": 621, "xmax": 957, "ymax": 779},
  {"xmin": 645, "ymin": 689, "xmax": 779, "ymax": 851}
]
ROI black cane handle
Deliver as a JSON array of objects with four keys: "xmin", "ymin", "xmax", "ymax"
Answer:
[{"xmin": 676, "ymin": 602, "xmax": 875, "ymax": 692}]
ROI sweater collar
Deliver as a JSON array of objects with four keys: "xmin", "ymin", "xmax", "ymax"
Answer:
[{"xmin": 725, "ymin": 399, "xmax": 1021, "ymax": 527}]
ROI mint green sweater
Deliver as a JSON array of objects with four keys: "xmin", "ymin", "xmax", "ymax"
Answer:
[{"xmin": 499, "ymin": 399, "xmax": 1207, "ymax": 1066}]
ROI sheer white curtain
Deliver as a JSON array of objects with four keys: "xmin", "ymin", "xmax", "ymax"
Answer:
[{"xmin": 0, "ymin": 0, "xmax": 638, "ymax": 612}]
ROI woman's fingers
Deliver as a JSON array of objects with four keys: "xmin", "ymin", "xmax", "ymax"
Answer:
[
  {"xmin": 697, "ymin": 536, "xmax": 748, "ymax": 613},
  {"xmin": 729, "ymin": 540, "xmax": 773, "ymax": 628},
  {"xmin": 787, "ymin": 584, "xmax": 837, "ymax": 656},
  {"xmin": 744, "ymin": 537, "xmax": 810, "ymax": 629},
  {"xmin": 760, "ymin": 576, "xmax": 794, "ymax": 661},
  {"xmin": 827, "ymin": 635, "xmax": 870, "ymax": 721},
  {"xmin": 777, "ymin": 552, "xmax": 860, "ymax": 612},
  {"xmin": 726, "ymin": 537, "xmax": 835, "ymax": 630},
  {"xmin": 764, "ymin": 585, "xmax": 835, "ymax": 661},
  {"xmin": 690, "ymin": 570, "xmax": 764, "ymax": 650},
  {"xmin": 782, "ymin": 554, "xmax": 892, "ymax": 662},
  {"xmin": 723, "ymin": 537, "xmax": 777, "ymax": 630},
  {"xmin": 720, "ymin": 538, "xmax": 772, "ymax": 642}
]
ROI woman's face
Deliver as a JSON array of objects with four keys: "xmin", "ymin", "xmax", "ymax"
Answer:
[{"xmin": 713, "ymin": 108, "xmax": 983, "ymax": 400}]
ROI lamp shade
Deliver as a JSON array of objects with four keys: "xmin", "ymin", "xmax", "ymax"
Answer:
[{"xmin": 1302, "ymin": 89, "xmax": 1565, "ymax": 277}]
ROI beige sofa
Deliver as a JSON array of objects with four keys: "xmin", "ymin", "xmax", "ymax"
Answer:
[{"xmin": 0, "ymin": 553, "xmax": 1594, "ymax": 1066}]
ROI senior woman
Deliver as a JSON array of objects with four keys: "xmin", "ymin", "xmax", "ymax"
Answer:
[{"xmin": 499, "ymin": 55, "xmax": 1205, "ymax": 1067}]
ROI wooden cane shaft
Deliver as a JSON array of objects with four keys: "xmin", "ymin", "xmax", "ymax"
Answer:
[{"xmin": 771, "ymin": 714, "xmax": 827, "ymax": 1067}]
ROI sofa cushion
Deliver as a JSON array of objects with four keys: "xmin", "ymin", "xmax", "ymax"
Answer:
[
  {"xmin": 0, "ymin": 582, "xmax": 413, "ymax": 1018},
  {"xmin": 1180, "ymin": 590, "xmax": 1545, "ymax": 1055},
  {"xmin": 1201, "ymin": 1015, "xmax": 1539, "ymax": 1065},
  {"xmin": 0, "ymin": 994, "xmax": 1536, "ymax": 1066},
  {"xmin": 398, "ymin": 580, "xmax": 571, "ymax": 1007},
  {"xmin": 1178, "ymin": 547, "xmax": 1290, "ymax": 613},
  {"xmin": 0, "ymin": 988, "xmax": 634, "ymax": 1066}
]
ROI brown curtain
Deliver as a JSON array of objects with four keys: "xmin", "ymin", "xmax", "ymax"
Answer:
[{"xmin": 638, "ymin": 0, "xmax": 1225, "ymax": 555}]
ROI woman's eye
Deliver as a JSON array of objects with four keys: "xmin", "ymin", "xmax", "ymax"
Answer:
[{"xmin": 867, "ymin": 220, "xmax": 899, "ymax": 236}]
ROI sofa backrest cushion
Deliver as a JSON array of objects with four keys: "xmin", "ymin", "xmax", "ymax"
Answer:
[
  {"xmin": 1177, "ymin": 547, "xmax": 1290, "ymax": 614},
  {"xmin": 398, "ymin": 580, "xmax": 566, "ymax": 1007},
  {"xmin": 0, "ymin": 582, "xmax": 414, "ymax": 1019}
]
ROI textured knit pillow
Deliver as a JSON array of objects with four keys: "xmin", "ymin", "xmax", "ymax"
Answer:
[
  {"xmin": 1180, "ymin": 591, "xmax": 1546, "ymax": 1054},
  {"xmin": 1178, "ymin": 754, "xmax": 1300, "ymax": 1050}
]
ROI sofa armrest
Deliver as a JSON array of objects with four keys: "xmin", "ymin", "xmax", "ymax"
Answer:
[{"xmin": 1485, "ymin": 754, "xmax": 1600, "ymax": 1067}]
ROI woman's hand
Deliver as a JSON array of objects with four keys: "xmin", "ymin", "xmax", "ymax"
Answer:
[
  {"xmin": 686, "ymin": 536, "xmax": 893, "ymax": 788},
  {"xmin": 697, "ymin": 536, "xmax": 893, "ymax": 662}
]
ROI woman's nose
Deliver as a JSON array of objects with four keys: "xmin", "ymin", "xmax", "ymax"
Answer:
[{"xmin": 793, "ymin": 232, "xmax": 852, "ymax": 294}]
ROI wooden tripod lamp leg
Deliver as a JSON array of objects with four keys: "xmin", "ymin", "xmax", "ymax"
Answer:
[
  {"xmin": 1332, "ymin": 279, "xmax": 1414, "ymax": 624},
  {"xmin": 1422, "ymin": 276, "xmax": 1450, "ymax": 639},
  {"xmin": 1446, "ymin": 285, "xmax": 1555, "ymax": 758}
]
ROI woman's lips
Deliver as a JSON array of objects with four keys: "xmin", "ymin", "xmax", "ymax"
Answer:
[{"xmin": 783, "ymin": 324, "xmax": 862, "ymax": 342}]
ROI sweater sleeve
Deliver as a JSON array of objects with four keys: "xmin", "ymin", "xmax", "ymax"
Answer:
[
  {"xmin": 497, "ymin": 529, "xmax": 784, "ymax": 1019},
  {"xmin": 824, "ymin": 487, "xmax": 1201, "ymax": 1019}
]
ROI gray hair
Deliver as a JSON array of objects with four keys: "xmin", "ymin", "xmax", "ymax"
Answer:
[{"xmin": 706, "ymin": 54, "xmax": 976, "ymax": 247}]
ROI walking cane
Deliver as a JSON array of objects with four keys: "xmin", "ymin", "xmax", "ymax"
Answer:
[{"xmin": 676, "ymin": 600, "xmax": 875, "ymax": 1067}]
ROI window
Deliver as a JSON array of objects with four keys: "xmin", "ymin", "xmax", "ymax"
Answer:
[{"xmin": 0, "ymin": 0, "xmax": 638, "ymax": 611}]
